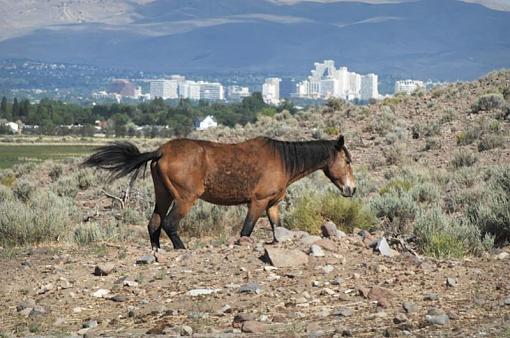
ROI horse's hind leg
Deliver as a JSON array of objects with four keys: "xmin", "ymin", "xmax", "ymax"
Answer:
[
  {"xmin": 161, "ymin": 199, "xmax": 194, "ymax": 250},
  {"xmin": 148, "ymin": 162, "xmax": 173, "ymax": 250}
]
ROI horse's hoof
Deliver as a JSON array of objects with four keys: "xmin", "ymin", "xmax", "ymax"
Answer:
[{"xmin": 237, "ymin": 236, "xmax": 255, "ymax": 246}]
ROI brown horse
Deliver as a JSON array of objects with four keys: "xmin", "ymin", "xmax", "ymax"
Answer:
[{"xmin": 82, "ymin": 135, "xmax": 356, "ymax": 250}]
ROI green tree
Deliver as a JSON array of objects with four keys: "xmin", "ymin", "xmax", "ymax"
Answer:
[
  {"xmin": 0, "ymin": 96, "xmax": 10, "ymax": 120},
  {"xmin": 12, "ymin": 98, "xmax": 19, "ymax": 119}
]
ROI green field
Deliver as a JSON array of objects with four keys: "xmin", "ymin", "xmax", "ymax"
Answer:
[{"xmin": 0, "ymin": 144, "xmax": 97, "ymax": 169}]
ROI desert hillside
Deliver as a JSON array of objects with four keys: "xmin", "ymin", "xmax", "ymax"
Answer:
[{"xmin": 0, "ymin": 71, "xmax": 509, "ymax": 337}]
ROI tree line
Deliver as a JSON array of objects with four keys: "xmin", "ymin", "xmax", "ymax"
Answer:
[{"xmin": 0, "ymin": 94, "xmax": 297, "ymax": 137}]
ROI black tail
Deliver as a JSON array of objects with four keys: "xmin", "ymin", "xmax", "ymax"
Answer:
[{"xmin": 82, "ymin": 141, "xmax": 161, "ymax": 182}]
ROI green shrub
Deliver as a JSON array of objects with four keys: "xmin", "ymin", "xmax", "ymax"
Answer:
[
  {"xmin": 471, "ymin": 93, "xmax": 506, "ymax": 113},
  {"xmin": 466, "ymin": 165, "xmax": 510, "ymax": 244},
  {"xmin": 0, "ymin": 184, "xmax": 13, "ymax": 202},
  {"xmin": 121, "ymin": 207, "xmax": 146, "ymax": 225},
  {"xmin": 48, "ymin": 163, "xmax": 64, "ymax": 182},
  {"xmin": 13, "ymin": 179, "xmax": 37, "ymax": 202},
  {"xmin": 450, "ymin": 151, "xmax": 478, "ymax": 168},
  {"xmin": 478, "ymin": 134, "xmax": 504, "ymax": 152},
  {"xmin": 456, "ymin": 129, "xmax": 479, "ymax": 146},
  {"xmin": 0, "ymin": 190, "xmax": 76, "ymax": 246},
  {"xmin": 180, "ymin": 201, "xmax": 246, "ymax": 238},
  {"xmin": 380, "ymin": 179, "xmax": 412, "ymax": 195},
  {"xmin": 410, "ymin": 182, "xmax": 441, "ymax": 203},
  {"xmin": 12, "ymin": 162, "xmax": 36, "ymax": 178},
  {"xmin": 51, "ymin": 175, "xmax": 79, "ymax": 198},
  {"xmin": 0, "ymin": 170, "xmax": 16, "ymax": 187},
  {"xmin": 369, "ymin": 191, "xmax": 418, "ymax": 235},
  {"xmin": 286, "ymin": 193, "xmax": 375, "ymax": 234},
  {"xmin": 383, "ymin": 144, "xmax": 404, "ymax": 165}
]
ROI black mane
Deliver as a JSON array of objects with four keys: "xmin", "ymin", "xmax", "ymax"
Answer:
[{"xmin": 265, "ymin": 138, "xmax": 338, "ymax": 178}]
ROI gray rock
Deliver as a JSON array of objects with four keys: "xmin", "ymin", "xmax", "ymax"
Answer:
[
  {"xmin": 29, "ymin": 305, "xmax": 48, "ymax": 317},
  {"xmin": 19, "ymin": 308, "xmax": 33, "ymax": 317},
  {"xmin": 187, "ymin": 288, "xmax": 221, "ymax": 296},
  {"xmin": 233, "ymin": 313, "xmax": 257, "ymax": 323},
  {"xmin": 239, "ymin": 282, "xmax": 262, "ymax": 294},
  {"xmin": 426, "ymin": 314, "xmax": 449, "ymax": 325},
  {"xmin": 111, "ymin": 295, "xmax": 128, "ymax": 302},
  {"xmin": 332, "ymin": 307, "xmax": 353, "ymax": 317},
  {"xmin": 321, "ymin": 221, "xmax": 340, "ymax": 238},
  {"xmin": 424, "ymin": 292, "xmax": 439, "ymax": 301},
  {"xmin": 393, "ymin": 313, "xmax": 408, "ymax": 324},
  {"xmin": 91, "ymin": 288, "xmax": 110, "ymax": 298},
  {"xmin": 505, "ymin": 297, "xmax": 510, "ymax": 305},
  {"xmin": 274, "ymin": 226, "xmax": 294, "ymax": 242},
  {"xmin": 427, "ymin": 308, "xmax": 446, "ymax": 316},
  {"xmin": 83, "ymin": 320, "xmax": 98, "ymax": 329},
  {"xmin": 242, "ymin": 321, "xmax": 267, "ymax": 334},
  {"xmin": 446, "ymin": 277, "xmax": 458, "ymax": 287},
  {"xmin": 136, "ymin": 255, "xmax": 155, "ymax": 265},
  {"xmin": 331, "ymin": 276, "xmax": 344, "ymax": 285},
  {"xmin": 180, "ymin": 325, "xmax": 193, "ymax": 336},
  {"xmin": 402, "ymin": 301, "xmax": 419, "ymax": 313},
  {"xmin": 264, "ymin": 247, "xmax": 309, "ymax": 268},
  {"xmin": 375, "ymin": 237, "xmax": 397, "ymax": 257},
  {"xmin": 300, "ymin": 234, "xmax": 322, "ymax": 246},
  {"xmin": 495, "ymin": 252, "xmax": 509, "ymax": 260},
  {"xmin": 322, "ymin": 265, "xmax": 334, "ymax": 274},
  {"xmin": 17, "ymin": 299, "xmax": 36, "ymax": 312},
  {"xmin": 94, "ymin": 262, "xmax": 115, "ymax": 276},
  {"xmin": 310, "ymin": 244, "xmax": 325, "ymax": 257}
]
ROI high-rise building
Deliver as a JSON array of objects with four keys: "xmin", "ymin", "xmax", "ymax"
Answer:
[
  {"xmin": 199, "ymin": 82, "xmax": 224, "ymax": 100},
  {"xmin": 360, "ymin": 74, "xmax": 379, "ymax": 101},
  {"xmin": 227, "ymin": 85, "xmax": 250, "ymax": 100},
  {"xmin": 150, "ymin": 80, "xmax": 172, "ymax": 99},
  {"xmin": 262, "ymin": 77, "xmax": 281, "ymax": 104}
]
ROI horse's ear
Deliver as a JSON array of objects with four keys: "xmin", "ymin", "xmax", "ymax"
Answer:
[{"xmin": 335, "ymin": 135, "xmax": 344, "ymax": 150}]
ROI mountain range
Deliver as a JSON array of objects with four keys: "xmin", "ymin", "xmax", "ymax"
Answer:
[{"xmin": 0, "ymin": 0, "xmax": 509, "ymax": 80}]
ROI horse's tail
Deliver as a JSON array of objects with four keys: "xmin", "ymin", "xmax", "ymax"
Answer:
[{"xmin": 82, "ymin": 141, "xmax": 162, "ymax": 182}]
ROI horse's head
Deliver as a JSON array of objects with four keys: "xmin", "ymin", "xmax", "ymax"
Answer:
[{"xmin": 324, "ymin": 135, "xmax": 356, "ymax": 197}]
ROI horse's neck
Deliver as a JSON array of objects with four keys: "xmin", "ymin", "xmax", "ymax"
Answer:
[{"xmin": 287, "ymin": 161, "xmax": 326, "ymax": 185}]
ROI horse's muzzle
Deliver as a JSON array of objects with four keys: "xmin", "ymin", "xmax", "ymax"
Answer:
[{"xmin": 342, "ymin": 186, "xmax": 356, "ymax": 197}]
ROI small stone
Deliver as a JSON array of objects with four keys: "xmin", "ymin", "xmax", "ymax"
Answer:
[
  {"xmin": 83, "ymin": 320, "xmax": 98, "ymax": 329},
  {"xmin": 274, "ymin": 226, "xmax": 295, "ymax": 242},
  {"xmin": 312, "ymin": 280, "xmax": 321, "ymax": 287},
  {"xmin": 19, "ymin": 308, "xmax": 33, "ymax": 317},
  {"xmin": 237, "ymin": 236, "xmax": 254, "ymax": 246},
  {"xmin": 240, "ymin": 282, "xmax": 262, "ymax": 294},
  {"xmin": 17, "ymin": 299, "xmax": 36, "ymax": 312},
  {"xmin": 58, "ymin": 277, "xmax": 72, "ymax": 289},
  {"xmin": 393, "ymin": 313, "xmax": 408, "ymax": 324},
  {"xmin": 495, "ymin": 252, "xmax": 509, "ymax": 260},
  {"xmin": 368, "ymin": 287, "xmax": 395, "ymax": 307},
  {"xmin": 321, "ymin": 221, "xmax": 340, "ymax": 238},
  {"xmin": 402, "ymin": 301, "xmax": 419, "ymax": 313},
  {"xmin": 94, "ymin": 263, "xmax": 115, "ymax": 276},
  {"xmin": 504, "ymin": 297, "xmax": 510, "ymax": 305},
  {"xmin": 321, "ymin": 288, "xmax": 335, "ymax": 296},
  {"xmin": 314, "ymin": 239, "xmax": 338, "ymax": 252},
  {"xmin": 221, "ymin": 304, "xmax": 232, "ymax": 313},
  {"xmin": 241, "ymin": 321, "xmax": 266, "ymax": 334},
  {"xmin": 136, "ymin": 255, "xmax": 155, "ymax": 265},
  {"xmin": 91, "ymin": 288, "xmax": 110, "ymax": 298},
  {"xmin": 332, "ymin": 307, "xmax": 353, "ymax": 317},
  {"xmin": 331, "ymin": 276, "xmax": 343, "ymax": 285},
  {"xmin": 322, "ymin": 265, "xmax": 334, "ymax": 274},
  {"xmin": 233, "ymin": 313, "xmax": 257, "ymax": 327},
  {"xmin": 375, "ymin": 237, "xmax": 398, "ymax": 257},
  {"xmin": 180, "ymin": 325, "xmax": 193, "ymax": 336},
  {"xmin": 426, "ymin": 314, "xmax": 449, "ymax": 325},
  {"xmin": 187, "ymin": 288, "xmax": 221, "ymax": 297},
  {"xmin": 310, "ymin": 244, "xmax": 325, "ymax": 257},
  {"xmin": 424, "ymin": 292, "xmax": 439, "ymax": 301},
  {"xmin": 264, "ymin": 247, "xmax": 309, "ymax": 267},
  {"xmin": 111, "ymin": 295, "xmax": 128, "ymax": 302},
  {"xmin": 446, "ymin": 277, "xmax": 458, "ymax": 287},
  {"xmin": 427, "ymin": 308, "xmax": 446, "ymax": 316},
  {"xmin": 123, "ymin": 280, "xmax": 139, "ymax": 288},
  {"xmin": 29, "ymin": 305, "xmax": 47, "ymax": 317},
  {"xmin": 353, "ymin": 273, "xmax": 361, "ymax": 279},
  {"xmin": 300, "ymin": 234, "xmax": 322, "ymax": 246},
  {"xmin": 37, "ymin": 283, "xmax": 54, "ymax": 294}
]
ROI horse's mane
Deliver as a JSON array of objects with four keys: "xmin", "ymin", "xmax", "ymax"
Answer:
[{"xmin": 265, "ymin": 138, "xmax": 348, "ymax": 178}]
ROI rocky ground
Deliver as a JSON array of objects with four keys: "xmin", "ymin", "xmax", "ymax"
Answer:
[{"xmin": 1, "ymin": 221, "xmax": 509, "ymax": 337}]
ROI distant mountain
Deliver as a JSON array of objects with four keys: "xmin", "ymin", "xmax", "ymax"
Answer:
[{"xmin": 0, "ymin": 0, "xmax": 509, "ymax": 80}]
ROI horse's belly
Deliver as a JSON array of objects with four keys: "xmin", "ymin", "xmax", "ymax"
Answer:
[{"xmin": 201, "ymin": 172, "xmax": 257, "ymax": 205}]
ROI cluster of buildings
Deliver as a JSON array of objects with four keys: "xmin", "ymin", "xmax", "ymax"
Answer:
[
  {"xmin": 150, "ymin": 75, "xmax": 227, "ymax": 101},
  {"xmin": 394, "ymin": 79, "xmax": 425, "ymax": 94},
  {"xmin": 293, "ymin": 60, "xmax": 379, "ymax": 101}
]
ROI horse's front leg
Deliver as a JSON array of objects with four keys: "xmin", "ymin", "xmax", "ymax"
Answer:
[
  {"xmin": 240, "ymin": 200, "xmax": 268, "ymax": 239},
  {"xmin": 266, "ymin": 204, "xmax": 281, "ymax": 244}
]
